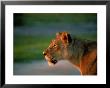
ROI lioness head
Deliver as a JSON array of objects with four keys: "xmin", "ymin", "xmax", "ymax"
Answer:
[{"xmin": 43, "ymin": 32, "xmax": 72, "ymax": 66}]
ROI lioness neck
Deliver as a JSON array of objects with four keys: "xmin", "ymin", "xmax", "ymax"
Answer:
[
  {"xmin": 66, "ymin": 38, "xmax": 97, "ymax": 75},
  {"xmin": 68, "ymin": 39, "xmax": 84, "ymax": 67}
]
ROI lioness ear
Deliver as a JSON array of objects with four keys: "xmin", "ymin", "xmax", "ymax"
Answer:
[
  {"xmin": 56, "ymin": 32, "xmax": 72, "ymax": 45},
  {"xmin": 61, "ymin": 32, "xmax": 72, "ymax": 45},
  {"xmin": 67, "ymin": 33, "xmax": 72, "ymax": 43},
  {"xmin": 56, "ymin": 32, "xmax": 61, "ymax": 40}
]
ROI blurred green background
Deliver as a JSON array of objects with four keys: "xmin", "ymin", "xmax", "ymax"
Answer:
[{"xmin": 14, "ymin": 13, "xmax": 97, "ymax": 62}]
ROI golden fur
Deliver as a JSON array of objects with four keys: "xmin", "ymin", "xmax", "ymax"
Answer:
[{"xmin": 43, "ymin": 32, "xmax": 97, "ymax": 75}]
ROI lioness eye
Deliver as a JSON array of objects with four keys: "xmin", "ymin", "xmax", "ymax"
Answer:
[{"xmin": 54, "ymin": 44, "xmax": 57, "ymax": 47}]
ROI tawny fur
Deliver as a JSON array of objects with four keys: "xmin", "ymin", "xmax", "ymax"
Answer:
[{"xmin": 43, "ymin": 32, "xmax": 97, "ymax": 75}]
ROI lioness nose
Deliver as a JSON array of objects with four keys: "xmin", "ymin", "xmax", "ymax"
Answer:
[{"xmin": 43, "ymin": 51, "xmax": 46, "ymax": 56}]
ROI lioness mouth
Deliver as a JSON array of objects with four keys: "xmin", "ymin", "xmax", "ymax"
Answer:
[
  {"xmin": 44, "ymin": 56, "xmax": 57, "ymax": 66},
  {"xmin": 48, "ymin": 59, "xmax": 57, "ymax": 66},
  {"xmin": 47, "ymin": 58, "xmax": 57, "ymax": 66},
  {"xmin": 51, "ymin": 58, "xmax": 57, "ymax": 64}
]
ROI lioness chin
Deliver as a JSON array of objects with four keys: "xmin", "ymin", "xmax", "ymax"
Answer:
[{"xmin": 43, "ymin": 32, "xmax": 97, "ymax": 75}]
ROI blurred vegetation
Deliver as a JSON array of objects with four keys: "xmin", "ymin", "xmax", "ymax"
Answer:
[
  {"xmin": 14, "ymin": 35, "xmax": 54, "ymax": 62},
  {"xmin": 14, "ymin": 13, "xmax": 97, "ymax": 26},
  {"xmin": 73, "ymin": 33, "xmax": 97, "ymax": 41},
  {"xmin": 14, "ymin": 13, "xmax": 97, "ymax": 62}
]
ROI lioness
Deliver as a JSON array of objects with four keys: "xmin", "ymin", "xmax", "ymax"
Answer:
[{"xmin": 43, "ymin": 32, "xmax": 97, "ymax": 75}]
